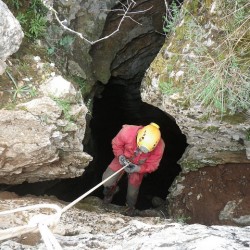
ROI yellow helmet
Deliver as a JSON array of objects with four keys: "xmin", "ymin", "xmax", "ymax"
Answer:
[{"xmin": 137, "ymin": 122, "xmax": 161, "ymax": 153}]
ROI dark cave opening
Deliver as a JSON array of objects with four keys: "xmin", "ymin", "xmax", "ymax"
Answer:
[{"xmin": 82, "ymin": 78, "xmax": 188, "ymax": 209}]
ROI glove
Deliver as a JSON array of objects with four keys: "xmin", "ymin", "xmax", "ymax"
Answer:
[
  {"xmin": 119, "ymin": 155, "xmax": 130, "ymax": 166},
  {"xmin": 125, "ymin": 163, "xmax": 141, "ymax": 174}
]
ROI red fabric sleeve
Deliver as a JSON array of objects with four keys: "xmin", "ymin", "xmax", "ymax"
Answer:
[{"xmin": 111, "ymin": 126, "xmax": 128, "ymax": 157}]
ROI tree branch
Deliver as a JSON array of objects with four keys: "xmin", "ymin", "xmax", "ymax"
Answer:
[{"xmin": 42, "ymin": 0, "xmax": 152, "ymax": 45}]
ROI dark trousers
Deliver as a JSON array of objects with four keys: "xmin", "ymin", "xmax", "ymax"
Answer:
[{"xmin": 102, "ymin": 167, "xmax": 140, "ymax": 207}]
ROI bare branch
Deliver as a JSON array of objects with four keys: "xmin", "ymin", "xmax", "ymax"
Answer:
[
  {"xmin": 105, "ymin": 5, "xmax": 153, "ymax": 15},
  {"xmin": 125, "ymin": 16, "xmax": 143, "ymax": 26},
  {"xmin": 119, "ymin": 1, "xmax": 128, "ymax": 9},
  {"xmin": 164, "ymin": 0, "xmax": 168, "ymax": 12},
  {"xmin": 42, "ymin": 0, "xmax": 151, "ymax": 45},
  {"xmin": 127, "ymin": 6, "xmax": 153, "ymax": 15},
  {"xmin": 103, "ymin": 8, "xmax": 125, "ymax": 12}
]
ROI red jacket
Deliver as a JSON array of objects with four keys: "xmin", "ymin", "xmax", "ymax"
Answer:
[{"xmin": 109, "ymin": 125, "xmax": 165, "ymax": 178}]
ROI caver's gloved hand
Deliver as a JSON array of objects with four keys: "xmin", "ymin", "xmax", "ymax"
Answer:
[
  {"xmin": 125, "ymin": 163, "xmax": 141, "ymax": 174},
  {"xmin": 119, "ymin": 155, "xmax": 131, "ymax": 166}
]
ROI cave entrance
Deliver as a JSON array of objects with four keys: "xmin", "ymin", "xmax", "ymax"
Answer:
[
  {"xmin": 3, "ymin": 0, "xmax": 187, "ymax": 210},
  {"xmin": 3, "ymin": 78, "xmax": 187, "ymax": 211},
  {"xmin": 83, "ymin": 78, "xmax": 188, "ymax": 209}
]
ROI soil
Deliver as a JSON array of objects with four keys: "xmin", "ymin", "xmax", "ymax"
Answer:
[{"xmin": 169, "ymin": 163, "xmax": 250, "ymax": 226}]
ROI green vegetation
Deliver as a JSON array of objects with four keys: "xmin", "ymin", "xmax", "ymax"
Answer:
[
  {"xmin": 203, "ymin": 126, "xmax": 220, "ymax": 133},
  {"xmin": 28, "ymin": 14, "xmax": 47, "ymax": 39},
  {"xmin": 191, "ymin": 0, "xmax": 249, "ymax": 115},
  {"xmin": 53, "ymin": 97, "xmax": 72, "ymax": 121},
  {"xmin": 160, "ymin": 0, "xmax": 250, "ymax": 116},
  {"xmin": 246, "ymin": 129, "xmax": 250, "ymax": 141},
  {"xmin": 5, "ymin": 70, "xmax": 37, "ymax": 101},
  {"xmin": 159, "ymin": 80, "xmax": 180, "ymax": 96},
  {"xmin": 175, "ymin": 214, "xmax": 191, "ymax": 224},
  {"xmin": 9, "ymin": 0, "xmax": 22, "ymax": 9},
  {"xmin": 182, "ymin": 160, "xmax": 201, "ymax": 172},
  {"xmin": 47, "ymin": 35, "xmax": 75, "ymax": 55},
  {"xmin": 163, "ymin": 0, "xmax": 181, "ymax": 34},
  {"xmin": 6, "ymin": 0, "xmax": 48, "ymax": 40},
  {"xmin": 71, "ymin": 76, "xmax": 87, "ymax": 94}
]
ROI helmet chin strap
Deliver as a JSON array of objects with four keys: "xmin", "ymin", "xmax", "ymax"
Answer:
[
  {"xmin": 136, "ymin": 141, "xmax": 149, "ymax": 154},
  {"xmin": 138, "ymin": 146, "xmax": 149, "ymax": 154},
  {"xmin": 134, "ymin": 147, "xmax": 141, "ymax": 156}
]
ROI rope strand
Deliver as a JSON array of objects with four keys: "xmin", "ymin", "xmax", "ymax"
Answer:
[
  {"xmin": 61, "ymin": 164, "xmax": 127, "ymax": 213},
  {"xmin": 0, "ymin": 165, "xmax": 128, "ymax": 248}
]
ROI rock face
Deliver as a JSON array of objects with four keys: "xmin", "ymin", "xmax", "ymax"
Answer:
[
  {"xmin": 0, "ymin": 194, "xmax": 249, "ymax": 249},
  {"xmin": 141, "ymin": 0, "xmax": 250, "ymax": 224},
  {"xmin": 90, "ymin": 0, "xmax": 166, "ymax": 84},
  {"xmin": 0, "ymin": 0, "xmax": 24, "ymax": 74},
  {"xmin": 0, "ymin": 0, "xmax": 93, "ymax": 185},
  {"xmin": 45, "ymin": 0, "xmax": 118, "ymax": 87},
  {"xmin": 168, "ymin": 164, "xmax": 250, "ymax": 226},
  {"xmin": 46, "ymin": 0, "xmax": 166, "ymax": 87},
  {"xmin": 0, "ymin": 0, "xmax": 166, "ymax": 186},
  {"xmin": 141, "ymin": 0, "xmax": 250, "ymax": 171},
  {"xmin": 0, "ymin": 76, "xmax": 92, "ymax": 184}
]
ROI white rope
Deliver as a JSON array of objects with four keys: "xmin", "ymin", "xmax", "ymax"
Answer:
[
  {"xmin": 0, "ymin": 165, "xmax": 128, "ymax": 248},
  {"xmin": 0, "ymin": 225, "xmax": 37, "ymax": 241},
  {"xmin": 39, "ymin": 224, "xmax": 63, "ymax": 250},
  {"xmin": 61, "ymin": 164, "xmax": 127, "ymax": 213},
  {"xmin": 0, "ymin": 204, "xmax": 62, "ymax": 242},
  {"xmin": 0, "ymin": 203, "xmax": 61, "ymax": 216}
]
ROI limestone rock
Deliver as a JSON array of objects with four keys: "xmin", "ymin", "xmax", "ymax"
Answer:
[
  {"xmin": 0, "ymin": 59, "xmax": 7, "ymax": 75},
  {"xmin": 140, "ymin": 0, "xmax": 250, "ymax": 224},
  {"xmin": 45, "ymin": 0, "xmax": 118, "ymax": 87},
  {"xmin": 90, "ymin": 0, "xmax": 166, "ymax": 84},
  {"xmin": 46, "ymin": 0, "xmax": 165, "ymax": 88},
  {"xmin": 0, "ymin": 76, "xmax": 92, "ymax": 184},
  {"xmin": 141, "ymin": 0, "xmax": 250, "ymax": 171},
  {"xmin": 39, "ymin": 76, "xmax": 77, "ymax": 103},
  {"xmin": 0, "ymin": 194, "xmax": 249, "ymax": 249},
  {"xmin": 0, "ymin": 0, "xmax": 24, "ymax": 74}
]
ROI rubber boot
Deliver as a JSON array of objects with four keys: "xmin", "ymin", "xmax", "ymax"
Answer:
[
  {"xmin": 103, "ymin": 186, "xmax": 119, "ymax": 204},
  {"xmin": 123, "ymin": 205, "xmax": 136, "ymax": 217}
]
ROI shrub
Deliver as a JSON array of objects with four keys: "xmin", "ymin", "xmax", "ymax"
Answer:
[{"xmin": 6, "ymin": 0, "xmax": 48, "ymax": 40}]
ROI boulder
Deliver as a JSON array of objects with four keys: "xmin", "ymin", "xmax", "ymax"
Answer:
[
  {"xmin": 0, "ymin": 0, "xmax": 24, "ymax": 74},
  {"xmin": 0, "ymin": 76, "xmax": 92, "ymax": 184}
]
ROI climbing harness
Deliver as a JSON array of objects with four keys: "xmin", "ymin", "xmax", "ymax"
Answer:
[{"xmin": 0, "ymin": 164, "xmax": 128, "ymax": 249}]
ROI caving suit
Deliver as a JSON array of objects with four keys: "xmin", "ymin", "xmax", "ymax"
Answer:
[{"xmin": 102, "ymin": 124, "xmax": 165, "ymax": 207}]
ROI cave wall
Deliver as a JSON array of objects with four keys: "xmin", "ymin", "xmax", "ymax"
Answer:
[
  {"xmin": 0, "ymin": 1, "xmax": 91, "ymax": 184},
  {"xmin": 0, "ymin": 76, "xmax": 92, "ymax": 184},
  {"xmin": 0, "ymin": 0, "xmax": 168, "ymax": 185},
  {"xmin": 45, "ymin": 0, "xmax": 168, "ymax": 93},
  {"xmin": 141, "ymin": 0, "xmax": 250, "ymax": 171},
  {"xmin": 90, "ymin": 0, "xmax": 167, "ymax": 84},
  {"xmin": 168, "ymin": 163, "xmax": 250, "ymax": 226},
  {"xmin": 44, "ymin": 0, "xmax": 118, "ymax": 94},
  {"xmin": 140, "ymin": 0, "xmax": 250, "ymax": 224}
]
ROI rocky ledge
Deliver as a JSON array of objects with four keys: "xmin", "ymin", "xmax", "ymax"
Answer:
[{"xmin": 0, "ymin": 193, "xmax": 249, "ymax": 249}]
